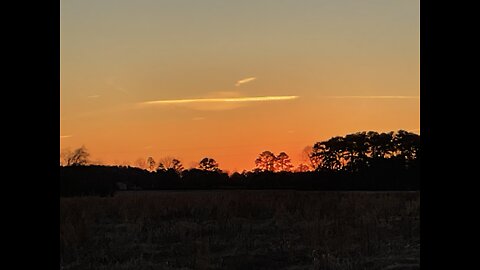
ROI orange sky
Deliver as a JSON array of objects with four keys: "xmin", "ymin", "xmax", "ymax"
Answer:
[{"xmin": 60, "ymin": 0, "xmax": 419, "ymax": 172}]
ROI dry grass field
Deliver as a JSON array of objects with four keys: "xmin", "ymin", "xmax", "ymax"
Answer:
[{"xmin": 60, "ymin": 191, "xmax": 419, "ymax": 270}]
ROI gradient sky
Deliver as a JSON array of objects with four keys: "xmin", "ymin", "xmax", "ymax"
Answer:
[{"xmin": 60, "ymin": 0, "xmax": 419, "ymax": 172}]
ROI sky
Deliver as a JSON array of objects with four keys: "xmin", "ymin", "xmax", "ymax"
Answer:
[{"xmin": 60, "ymin": 0, "xmax": 420, "ymax": 172}]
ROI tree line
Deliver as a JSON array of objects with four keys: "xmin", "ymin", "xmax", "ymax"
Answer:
[{"xmin": 60, "ymin": 130, "xmax": 420, "ymax": 196}]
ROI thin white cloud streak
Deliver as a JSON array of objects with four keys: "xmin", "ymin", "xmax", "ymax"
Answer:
[
  {"xmin": 73, "ymin": 94, "xmax": 416, "ymax": 117},
  {"xmin": 60, "ymin": 135, "xmax": 72, "ymax": 139},
  {"xmin": 235, "ymin": 77, "xmax": 256, "ymax": 87},
  {"xmin": 325, "ymin": 96, "xmax": 419, "ymax": 99},
  {"xmin": 140, "ymin": 95, "xmax": 299, "ymax": 105}
]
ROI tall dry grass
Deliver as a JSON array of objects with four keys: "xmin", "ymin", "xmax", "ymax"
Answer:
[{"xmin": 60, "ymin": 191, "xmax": 419, "ymax": 270}]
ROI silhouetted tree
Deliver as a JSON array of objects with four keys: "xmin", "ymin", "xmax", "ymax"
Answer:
[
  {"xmin": 171, "ymin": 159, "xmax": 184, "ymax": 172},
  {"xmin": 157, "ymin": 156, "xmax": 174, "ymax": 170},
  {"xmin": 367, "ymin": 131, "xmax": 394, "ymax": 158},
  {"xmin": 60, "ymin": 130, "xmax": 420, "ymax": 195},
  {"xmin": 198, "ymin": 157, "xmax": 220, "ymax": 172},
  {"xmin": 275, "ymin": 152, "xmax": 293, "ymax": 172},
  {"xmin": 147, "ymin": 157, "xmax": 156, "ymax": 171},
  {"xmin": 311, "ymin": 137, "xmax": 345, "ymax": 171},
  {"xmin": 311, "ymin": 130, "xmax": 420, "ymax": 172},
  {"xmin": 392, "ymin": 130, "xmax": 420, "ymax": 161},
  {"xmin": 61, "ymin": 146, "xmax": 90, "ymax": 166},
  {"xmin": 255, "ymin": 151, "xmax": 276, "ymax": 172},
  {"xmin": 158, "ymin": 158, "xmax": 184, "ymax": 174},
  {"xmin": 343, "ymin": 132, "xmax": 369, "ymax": 172}
]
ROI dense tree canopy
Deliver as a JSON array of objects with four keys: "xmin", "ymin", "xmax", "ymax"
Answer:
[{"xmin": 311, "ymin": 130, "xmax": 420, "ymax": 172}]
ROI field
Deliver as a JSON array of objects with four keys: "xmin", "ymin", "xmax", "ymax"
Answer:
[{"xmin": 60, "ymin": 191, "xmax": 419, "ymax": 270}]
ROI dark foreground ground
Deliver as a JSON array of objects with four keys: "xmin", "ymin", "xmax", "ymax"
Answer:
[{"xmin": 60, "ymin": 191, "xmax": 419, "ymax": 270}]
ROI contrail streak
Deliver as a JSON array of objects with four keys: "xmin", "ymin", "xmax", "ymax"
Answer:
[
  {"xmin": 235, "ymin": 77, "xmax": 256, "ymax": 86},
  {"xmin": 141, "ymin": 95, "xmax": 298, "ymax": 105}
]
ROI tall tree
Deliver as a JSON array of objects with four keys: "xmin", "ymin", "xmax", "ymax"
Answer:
[
  {"xmin": 255, "ymin": 151, "xmax": 276, "ymax": 172},
  {"xmin": 275, "ymin": 152, "xmax": 293, "ymax": 172}
]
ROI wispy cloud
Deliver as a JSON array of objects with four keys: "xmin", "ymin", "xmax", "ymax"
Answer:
[
  {"xmin": 75, "ymin": 94, "xmax": 299, "ymax": 116},
  {"xmin": 325, "ymin": 96, "xmax": 419, "ymax": 99},
  {"xmin": 235, "ymin": 77, "xmax": 256, "ymax": 87},
  {"xmin": 60, "ymin": 135, "xmax": 72, "ymax": 139},
  {"xmin": 138, "ymin": 95, "xmax": 299, "ymax": 111},
  {"xmin": 140, "ymin": 95, "xmax": 299, "ymax": 105}
]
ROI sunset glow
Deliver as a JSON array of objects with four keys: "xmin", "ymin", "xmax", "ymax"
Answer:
[{"xmin": 61, "ymin": 0, "xmax": 419, "ymax": 171}]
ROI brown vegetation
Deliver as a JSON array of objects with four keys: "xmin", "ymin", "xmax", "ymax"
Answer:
[{"xmin": 60, "ymin": 191, "xmax": 419, "ymax": 270}]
